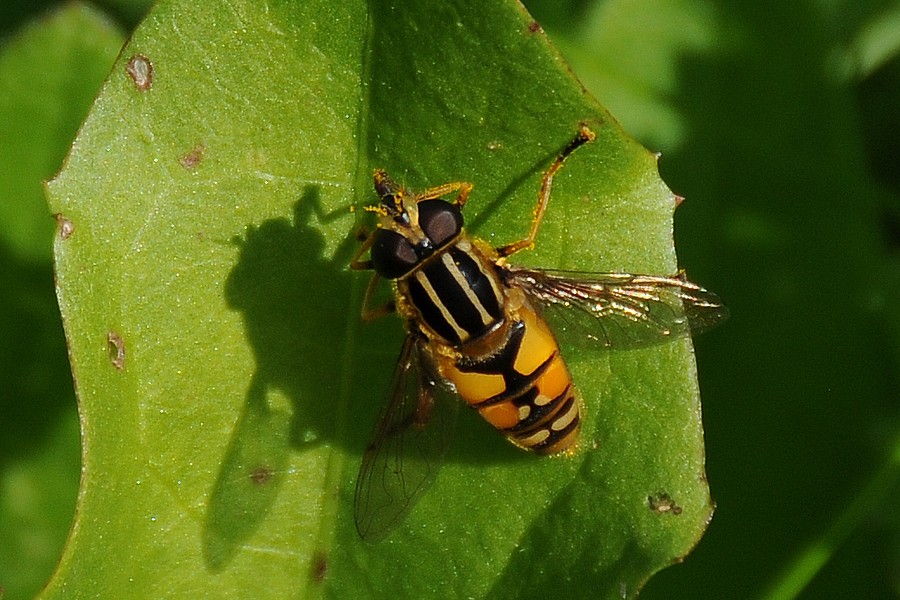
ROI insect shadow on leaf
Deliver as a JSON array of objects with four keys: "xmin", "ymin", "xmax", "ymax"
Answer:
[{"xmin": 203, "ymin": 186, "xmax": 355, "ymax": 569}]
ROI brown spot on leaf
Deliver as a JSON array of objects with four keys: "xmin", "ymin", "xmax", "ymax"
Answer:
[
  {"xmin": 311, "ymin": 551, "xmax": 328, "ymax": 583},
  {"xmin": 126, "ymin": 54, "xmax": 153, "ymax": 90},
  {"xmin": 648, "ymin": 492, "xmax": 683, "ymax": 515},
  {"xmin": 107, "ymin": 331, "xmax": 126, "ymax": 370},
  {"xmin": 528, "ymin": 20, "xmax": 542, "ymax": 33},
  {"xmin": 180, "ymin": 144, "xmax": 205, "ymax": 169},
  {"xmin": 54, "ymin": 214, "xmax": 74, "ymax": 239},
  {"xmin": 249, "ymin": 465, "xmax": 273, "ymax": 485}
]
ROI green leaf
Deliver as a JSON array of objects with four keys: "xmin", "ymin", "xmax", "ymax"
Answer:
[{"xmin": 43, "ymin": 1, "xmax": 712, "ymax": 598}]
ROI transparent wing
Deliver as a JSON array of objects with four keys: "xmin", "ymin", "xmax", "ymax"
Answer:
[
  {"xmin": 505, "ymin": 267, "xmax": 728, "ymax": 349},
  {"xmin": 354, "ymin": 334, "xmax": 459, "ymax": 542}
]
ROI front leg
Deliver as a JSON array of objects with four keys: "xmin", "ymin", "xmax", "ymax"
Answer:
[
  {"xmin": 416, "ymin": 181, "xmax": 473, "ymax": 209},
  {"xmin": 350, "ymin": 226, "xmax": 376, "ymax": 271}
]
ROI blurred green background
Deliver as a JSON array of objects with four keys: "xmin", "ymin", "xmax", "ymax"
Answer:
[{"xmin": 1, "ymin": 0, "xmax": 898, "ymax": 598}]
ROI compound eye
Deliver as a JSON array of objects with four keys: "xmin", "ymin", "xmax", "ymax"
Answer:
[
  {"xmin": 417, "ymin": 199, "xmax": 463, "ymax": 247},
  {"xmin": 370, "ymin": 229, "xmax": 418, "ymax": 279}
]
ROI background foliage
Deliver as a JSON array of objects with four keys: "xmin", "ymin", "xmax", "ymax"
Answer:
[{"xmin": 1, "ymin": 0, "xmax": 898, "ymax": 598}]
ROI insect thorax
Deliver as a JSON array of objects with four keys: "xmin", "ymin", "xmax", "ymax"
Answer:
[{"xmin": 396, "ymin": 237, "xmax": 507, "ymax": 347}]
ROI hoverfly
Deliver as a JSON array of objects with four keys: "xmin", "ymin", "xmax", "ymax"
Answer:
[{"xmin": 350, "ymin": 126, "xmax": 726, "ymax": 541}]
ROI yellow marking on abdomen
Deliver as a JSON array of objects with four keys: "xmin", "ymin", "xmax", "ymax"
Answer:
[
  {"xmin": 536, "ymin": 356, "xmax": 570, "ymax": 400},
  {"xmin": 445, "ymin": 367, "xmax": 506, "ymax": 405},
  {"xmin": 479, "ymin": 402, "xmax": 520, "ymax": 430},
  {"xmin": 512, "ymin": 308, "xmax": 558, "ymax": 376},
  {"xmin": 516, "ymin": 429, "xmax": 551, "ymax": 448},
  {"xmin": 550, "ymin": 396, "xmax": 579, "ymax": 431}
]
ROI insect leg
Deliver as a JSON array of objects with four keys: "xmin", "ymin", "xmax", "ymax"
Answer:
[
  {"xmin": 353, "ymin": 223, "xmax": 372, "ymax": 243},
  {"xmin": 497, "ymin": 126, "xmax": 596, "ymax": 258},
  {"xmin": 351, "ymin": 232, "xmax": 396, "ymax": 320},
  {"xmin": 358, "ymin": 273, "xmax": 396, "ymax": 322},
  {"xmin": 416, "ymin": 181, "xmax": 473, "ymax": 208},
  {"xmin": 350, "ymin": 228, "xmax": 376, "ymax": 271}
]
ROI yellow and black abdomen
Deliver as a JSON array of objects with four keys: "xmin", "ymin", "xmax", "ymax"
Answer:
[{"xmin": 440, "ymin": 305, "xmax": 581, "ymax": 455}]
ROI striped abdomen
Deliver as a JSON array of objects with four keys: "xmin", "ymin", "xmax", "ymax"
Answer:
[{"xmin": 439, "ymin": 306, "xmax": 581, "ymax": 455}]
